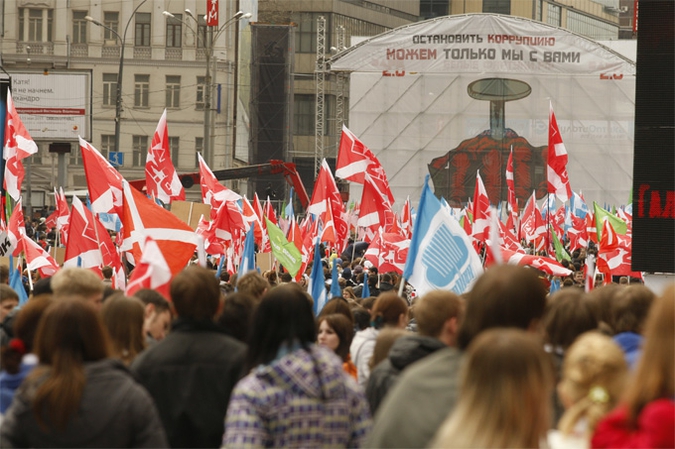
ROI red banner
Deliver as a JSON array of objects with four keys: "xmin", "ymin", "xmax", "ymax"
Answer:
[{"xmin": 207, "ymin": 0, "xmax": 219, "ymax": 26}]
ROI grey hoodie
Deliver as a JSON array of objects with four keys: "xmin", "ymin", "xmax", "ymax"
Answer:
[{"xmin": 0, "ymin": 358, "xmax": 167, "ymax": 448}]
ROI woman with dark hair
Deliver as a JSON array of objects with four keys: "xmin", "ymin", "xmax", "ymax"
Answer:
[
  {"xmin": 101, "ymin": 293, "xmax": 146, "ymax": 366},
  {"xmin": 0, "ymin": 298, "xmax": 167, "ymax": 447},
  {"xmin": 223, "ymin": 284, "xmax": 372, "ymax": 448},
  {"xmin": 317, "ymin": 313, "xmax": 357, "ymax": 380}
]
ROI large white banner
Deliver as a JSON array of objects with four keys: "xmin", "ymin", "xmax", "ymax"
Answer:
[{"xmin": 330, "ymin": 15, "xmax": 635, "ymax": 209}]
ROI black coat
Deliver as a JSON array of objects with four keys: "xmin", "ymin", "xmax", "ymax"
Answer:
[
  {"xmin": 0, "ymin": 359, "xmax": 167, "ymax": 448},
  {"xmin": 131, "ymin": 318, "xmax": 247, "ymax": 448}
]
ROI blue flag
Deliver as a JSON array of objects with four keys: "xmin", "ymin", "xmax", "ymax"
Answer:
[
  {"xmin": 330, "ymin": 259, "xmax": 341, "ymax": 299},
  {"xmin": 215, "ymin": 256, "xmax": 226, "ymax": 279},
  {"xmin": 403, "ymin": 175, "xmax": 483, "ymax": 297},
  {"xmin": 9, "ymin": 262, "xmax": 28, "ymax": 305},
  {"xmin": 361, "ymin": 274, "xmax": 370, "ymax": 298},
  {"xmin": 285, "ymin": 187, "xmax": 295, "ymax": 219},
  {"xmin": 309, "ymin": 240, "xmax": 327, "ymax": 315},
  {"xmin": 238, "ymin": 223, "xmax": 256, "ymax": 278}
]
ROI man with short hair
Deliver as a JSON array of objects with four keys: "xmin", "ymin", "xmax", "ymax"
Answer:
[
  {"xmin": 365, "ymin": 265, "xmax": 547, "ymax": 448},
  {"xmin": 50, "ymin": 267, "xmax": 105, "ymax": 310},
  {"xmin": 236, "ymin": 271, "xmax": 269, "ymax": 301},
  {"xmin": 132, "ymin": 289, "xmax": 173, "ymax": 345},
  {"xmin": 131, "ymin": 266, "xmax": 246, "ymax": 448},
  {"xmin": 0, "ymin": 285, "xmax": 19, "ymax": 322},
  {"xmin": 366, "ymin": 290, "xmax": 464, "ymax": 414}
]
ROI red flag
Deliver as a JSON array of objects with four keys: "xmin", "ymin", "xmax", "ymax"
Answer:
[
  {"xmin": 358, "ymin": 174, "xmax": 394, "ymax": 239},
  {"xmin": 547, "ymin": 103, "xmax": 572, "ymax": 202},
  {"xmin": 146, "ymin": 109, "xmax": 185, "ymax": 204},
  {"xmin": 198, "ymin": 201, "xmax": 246, "ymax": 255},
  {"xmin": 506, "ymin": 147, "xmax": 519, "ymax": 224},
  {"xmin": 22, "ymin": 235, "xmax": 59, "ymax": 278},
  {"xmin": 308, "ymin": 159, "xmax": 348, "ymax": 248},
  {"xmin": 319, "ymin": 199, "xmax": 337, "ymax": 245},
  {"xmin": 80, "ymin": 137, "xmax": 124, "ymax": 216},
  {"xmin": 94, "ymin": 215, "xmax": 125, "ymax": 289},
  {"xmin": 363, "ymin": 230, "xmax": 410, "ymax": 274},
  {"xmin": 3, "ymin": 91, "xmax": 38, "ymax": 201},
  {"xmin": 520, "ymin": 191, "xmax": 546, "ymax": 246},
  {"xmin": 197, "ymin": 153, "xmax": 241, "ymax": 219},
  {"xmin": 264, "ymin": 197, "xmax": 278, "ymax": 225},
  {"xmin": 472, "ymin": 171, "xmax": 490, "ymax": 241},
  {"xmin": 241, "ymin": 196, "xmax": 263, "ymax": 246},
  {"xmin": 401, "ymin": 196, "xmax": 413, "ymax": 239},
  {"xmin": 568, "ymin": 214, "xmax": 589, "ymax": 251},
  {"xmin": 64, "ymin": 196, "xmax": 103, "ymax": 271},
  {"xmin": 120, "ymin": 181, "xmax": 197, "ymax": 276},
  {"xmin": 498, "ymin": 219, "xmax": 523, "ymax": 252},
  {"xmin": 502, "ymin": 249, "xmax": 573, "ymax": 277},
  {"xmin": 336, "ymin": 125, "xmax": 394, "ymax": 203},
  {"xmin": 597, "ymin": 220, "xmax": 641, "ymax": 279},
  {"xmin": 7, "ymin": 199, "xmax": 26, "ymax": 257},
  {"xmin": 126, "ymin": 236, "xmax": 172, "ymax": 300},
  {"xmin": 55, "ymin": 187, "xmax": 71, "ymax": 246}
]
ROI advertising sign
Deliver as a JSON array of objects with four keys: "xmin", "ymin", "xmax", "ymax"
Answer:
[{"xmin": 10, "ymin": 72, "xmax": 91, "ymax": 140}]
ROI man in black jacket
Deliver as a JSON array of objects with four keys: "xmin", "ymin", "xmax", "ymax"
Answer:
[
  {"xmin": 131, "ymin": 265, "xmax": 246, "ymax": 448},
  {"xmin": 366, "ymin": 290, "xmax": 464, "ymax": 414}
]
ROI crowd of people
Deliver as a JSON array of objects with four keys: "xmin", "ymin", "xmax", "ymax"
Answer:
[{"xmin": 0, "ymin": 255, "xmax": 672, "ymax": 448}]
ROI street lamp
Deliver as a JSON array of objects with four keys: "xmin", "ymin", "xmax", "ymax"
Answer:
[
  {"xmin": 164, "ymin": 10, "xmax": 251, "ymax": 169},
  {"xmin": 86, "ymin": 0, "xmax": 148, "ymax": 159}
]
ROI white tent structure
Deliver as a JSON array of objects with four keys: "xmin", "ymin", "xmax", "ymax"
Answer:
[{"xmin": 330, "ymin": 14, "xmax": 636, "ymax": 208}]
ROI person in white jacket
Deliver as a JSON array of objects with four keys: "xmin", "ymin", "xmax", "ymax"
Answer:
[{"xmin": 349, "ymin": 292, "xmax": 408, "ymax": 387}]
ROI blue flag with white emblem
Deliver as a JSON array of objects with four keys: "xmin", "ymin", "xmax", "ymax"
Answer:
[
  {"xmin": 403, "ymin": 175, "xmax": 483, "ymax": 297},
  {"xmin": 238, "ymin": 222, "xmax": 256, "ymax": 278}
]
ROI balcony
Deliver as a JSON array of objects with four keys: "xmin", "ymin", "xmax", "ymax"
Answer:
[
  {"xmin": 134, "ymin": 46, "xmax": 151, "ymax": 59},
  {"xmin": 70, "ymin": 43, "xmax": 88, "ymax": 57},
  {"xmin": 165, "ymin": 47, "xmax": 183, "ymax": 60},
  {"xmin": 16, "ymin": 41, "xmax": 54, "ymax": 55},
  {"xmin": 102, "ymin": 45, "xmax": 121, "ymax": 59}
]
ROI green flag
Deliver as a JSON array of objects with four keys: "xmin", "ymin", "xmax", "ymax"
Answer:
[
  {"xmin": 593, "ymin": 202, "xmax": 627, "ymax": 241},
  {"xmin": 265, "ymin": 218, "xmax": 302, "ymax": 276},
  {"xmin": 550, "ymin": 225, "xmax": 571, "ymax": 262}
]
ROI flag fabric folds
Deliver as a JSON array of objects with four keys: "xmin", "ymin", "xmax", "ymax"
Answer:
[
  {"xmin": 309, "ymin": 239, "xmax": 327, "ymax": 315},
  {"xmin": 403, "ymin": 175, "xmax": 482, "ymax": 297},
  {"xmin": 547, "ymin": 103, "xmax": 572, "ymax": 202},
  {"xmin": 145, "ymin": 109, "xmax": 185, "ymax": 204},
  {"xmin": 120, "ymin": 181, "xmax": 196, "ymax": 276},
  {"xmin": 3, "ymin": 91, "xmax": 38, "ymax": 201},
  {"xmin": 80, "ymin": 137, "xmax": 125, "ymax": 216},
  {"xmin": 126, "ymin": 236, "xmax": 172, "ymax": 300},
  {"xmin": 238, "ymin": 222, "xmax": 257, "ymax": 278},
  {"xmin": 265, "ymin": 217, "xmax": 302, "ymax": 277}
]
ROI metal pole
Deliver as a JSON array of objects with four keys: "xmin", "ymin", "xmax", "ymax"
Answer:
[{"xmin": 204, "ymin": 26, "xmax": 214, "ymax": 168}]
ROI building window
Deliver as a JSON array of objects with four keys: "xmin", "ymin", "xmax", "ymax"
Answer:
[
  {"xmin": 195, "ymin": 137, "xmax": 203, "ymax": 167},
  {"xmin": 567, "ymin": 10, "xmax": 619, "ymax": 40},
  {"xmin": 133, "ymin": 135, "xmax": 148, "ymax": 167},
  {"xmin": 294, "ymin": 94, "xmax": 315, "ymax": 135},
  {"xmin": 166, "ymin": 76, "xmax": 181, "ymax": 108},
  {"xmin": 166, "ymin": 13, "xmax": 182, "ymax": 47},
  {"xmin": 103, "ymin": 12, "xmax": 119, "ymax": 41},
  {"xmin": 169, "ymin": 137, "xmax": 180, "ymax": 168},
  {"xmin": 196, "ymin": 76, "xmax": 205, "ymax": 110},
  {"xmin": 72, "ymin": 11, "xmax": 88, "ymax": 44},
  {"xmin": 103, "ymin": 73, "xmax": 118, "ymax": 107},
  {"xmin": 197, "ymin": 17, "xmax": 207, "ymax": 48},
  {"xmin": 483, "ymin": 0, "xmax": 511, "ymax": 15},
  {"xmin": 134, "ymin": 74, "xmax": 150, "ymax": 107},
  {"xmin": 293, "ymin": 13, "xmax": 329, "ymax": 54},
  {"xmin": 135, "ymin": 12, "xmax": 151, "ymax": 47},
  {"xmin": 69, "ymin": 144, "xmax": 82, "ymax": 165},
  {"xmin": 546, "ymin": 3, "xmax": 561, "ymax": 27},
  {"xmin": 19, "ymin": 8, "xmax": 53, "ymax": 42},
  {"xmin": 100, "ymin": 134, "xmax": 115, "ymax": 159}
]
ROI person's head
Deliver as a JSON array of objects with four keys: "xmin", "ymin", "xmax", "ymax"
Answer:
[
  {"xmin": 1, "ymin": 296, "xmax": 52, "ymax": 374},
  {"xmin": 543, "ymin": 289, "xmax": 598, "ymax": 350},
  {"xmin": 134, "ymin": 289, "xmax": 172, "ymax": 342},
  {"xmin": 30, "ymin": 298, "xmax": 111, "ymax": 430},
  {"xmin": 432, "ymin": 328, "xmax": 555, "ymax": 448},
  {"xmin": 457, "ymin": 265, "xmax": 547, "ymax": 350},
  {"xmin": 360, "ymin": 296, "xmax": 376, "ymax": 311},
  {"xmin": 50, "ymin": 267, "xmax": 105, "ymax": 310},
  {"xmin": 585, "ymin": 284, "xmax": 622, "ymax": 334},
  {"xmin": 557, "ymin": 332, "xmax": 628, "ymax": 437},
  {"xmin": 101, "ymin": 265, "xmax": 113, "ymax": 281},
  {"xmin": 171, "ymin": 265, "xmax": 221, "ymax": 321},
  {"xmin": 280, "ymin": 272, "xmax": 293, "ymax": 283},
  {"xmin": 0, "ymin": 264, "xmax": 9, "ymax": 284},
  {"xmin": 318, "ymin": 297, "xmax": 354, "ymax": 324},
  {"xmin": 611, "ymin": 284, "xmax": 655, "ymax": 334},
  {"xmin": 100, "ymin": 293, "xmax": 145, "ymax": 365},
  {"xmin": 236, "ymin": 271, "xmax": 270, "ymax": 300},
  {"xmin": 623, "ymin": 285, "xmax": 675, "ymax": 426},
  {"xmin": 573, "ymin": 270, "xmax": 584, "ymax": 284},
  {"xmin": 217, "ymin": 292, "xmax": 256, "ymax": 343},
  {"xmin": 246, "ymin": 284, "xmax": 315, "ymax": 370},
  {"xmin": 351, "ymin": 306, "xmax": 371, "ymax": 331},
  {"xmin": 342, "ymin": 286, "xmax": 357, "ymax": 301},
  {"xmin": 317, "ymin": 313, "xmax": 353, "ymax": 362},
  {"xmin": 369, "ymin": 327, "xmax": 409, "ymax": 370},
  {"xmin": 0, "ymin": 284, "xmax": 20, "ymax": 322},
  {"xmin": 414, "ymin": 290, "xmax": 464, "ymax": 346},
  {"xmin": 371, "ymin": 292, "xmax": 408, "ymax": 329}
]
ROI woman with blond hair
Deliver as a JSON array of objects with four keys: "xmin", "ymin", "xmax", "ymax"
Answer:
[
  {"xmin": 548, "ymin": 332, "xmax": 628, "ymax": 448},
  {"xmin": 101, "ymin": 293, "xmax": 146, "ymax": 366},
  {"xmin": 0, "ymin": 298, "xmax": 167, "ymax": 447},
  {"xmin": 592, "ymin": 285, "xmax": 675, "ymax": 448},
  {"xmin": 431, "ymin": 328, "xmax": 554, "ymax": 448}
]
